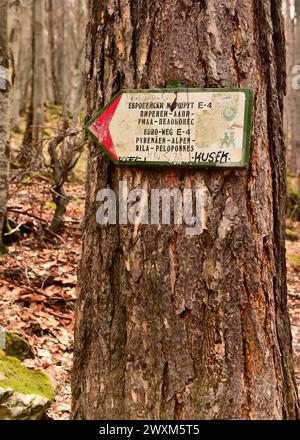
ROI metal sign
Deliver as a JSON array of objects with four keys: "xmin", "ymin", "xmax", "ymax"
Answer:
[{"xmin": 86, "ymin": 88, "xmax": 253, "ymax": 168}]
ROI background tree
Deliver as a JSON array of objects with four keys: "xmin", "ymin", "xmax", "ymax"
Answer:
[
  {"xmin": 8, "ymin": 0, "xmax": 22, "ymax": 108},
  {"xmin": 69, "ymin": 0, "xmax": 86, "ymax": 128},
  {"xmin": 0, "ymin": 0, "xmax": 10, "ymax": 252},
  {"xmin": 295, "ymin": 0, "xmax": 300, "ymax": 218},
  {"xmin": 10, "ymin": 0, "xmax": 33, "ymax": 129},
  {"xmin": 47, "ymin": 0, "xmax": 86, "ymax": 112},
  {"xmin": 32, "ymin": 0, "xmax": 45, "ymax": 147},
  {"xmin": 20, "ymin": 0, "xmax": 45, "ymax": 166},
  {"xmin": 284, "ymin": 0, "xmax": 298, "ymax": 175},
  {"xmin": 47, "ymin": 0, "xmax": 60, "ymax": 104},
  {"xmin": 72, "ymin": 0, "xmax": 299, "ymax": 419}
]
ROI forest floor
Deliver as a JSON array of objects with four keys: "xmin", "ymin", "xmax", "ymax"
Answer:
[
  {"xmin": 0, "ymin": 177, "xmax": 84, "ymax": 419},
  {"xmin": 286, "ymin": 228, "xmax": 300, "ymax": 394},
  {"xmin": 0, "ymin": 176, "xmax": 300, "ymax": 419}
]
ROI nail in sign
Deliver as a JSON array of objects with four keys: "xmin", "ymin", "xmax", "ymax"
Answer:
[{"xmin": 86, "ymin": 88, "xmax": 253, "ymax": 168}]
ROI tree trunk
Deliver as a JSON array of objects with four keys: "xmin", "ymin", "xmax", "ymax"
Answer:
[
  {"xmin": 48, "ymin": 133, "xmax": 69, "ymax": 235},
  {"xmin": 70, "ymin": 0, "xmax": 86, "ymax": 129},
  {"xmin": 8, "ymin": 0, "xmax": 22, "ymax": 96},
  {"xmin": 20, "ymin": 0, "xmax": 44, "ymax": 167},
  {"xmin": 11, "ymin": 0, "xmax": 33, "ymax": 128},
  {"xmin": 59, "ymin": 0, "xmax": 68, "ymax": 119},
  {"xmin": 47, "ymin": 0, "xmax": 61, "ymax": 105},
  {"xmin": 9, "ymin": 0, "xmax": 22, "ymax": 128},
  {"xmin": 284, "ymin": 0, "xmax": 297, "ymax": 175},
  {"xmin": 32, "ymin": 0, "xmax": 45, "ymax": 147},
  {"xmin": 0, "ymin": 0, "xmax": 10, "ymax": 253},
  {"xmin": 72, "ymin": 0, "xmax": 299, "ymax": 420},
  {"xmin": 44, "ymin": 1, "xmax": 54, "ymax": 104}
]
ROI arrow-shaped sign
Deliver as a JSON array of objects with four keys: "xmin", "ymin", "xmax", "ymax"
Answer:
[{"xmin": 86, "ymin": 88, "xmax": 253, "ymax": 168}]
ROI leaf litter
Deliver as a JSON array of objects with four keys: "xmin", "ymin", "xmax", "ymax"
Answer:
[{"xmin": 0, "ymin": 178, "xmax": 84, "ymax": 419}]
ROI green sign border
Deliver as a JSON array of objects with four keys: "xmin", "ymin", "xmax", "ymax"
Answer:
[{"xmin": 85, "ymin": 88, "xmax": 253, "ymax": 169}]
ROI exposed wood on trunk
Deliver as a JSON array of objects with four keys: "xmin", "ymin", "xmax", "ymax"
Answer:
[{"xmin": 72, "ymin": 0, "xmax": 299, "ymax": 419}]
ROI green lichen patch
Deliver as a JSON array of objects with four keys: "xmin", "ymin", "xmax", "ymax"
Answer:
[
  {"xmin": 286, "ymin": 228, "xmax": 299, "ymax": 242},
  {"xmin": 287, "ymin": 253, "xmax": 300, "ymax": 266},
  {"xmin": 0, "ymin": 350, "xmax": 54, "ymax": 401}
]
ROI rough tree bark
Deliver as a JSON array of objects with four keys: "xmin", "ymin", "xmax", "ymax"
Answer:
[
  {"xmin": 72, "ymin": 0, "xmax": 299, "ymax": 419},
  {"xmin": 0, "ymin": 0, "xmax": 10, "ymax": 253}
]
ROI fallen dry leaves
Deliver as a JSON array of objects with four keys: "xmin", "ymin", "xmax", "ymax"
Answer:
[
  {"xmin": 0, "ymin": 178, "xmax": 84, "ymax": 420},
  {"xmin": 286, "ymin": 221, "xmax": 300, "ymax": 395}
]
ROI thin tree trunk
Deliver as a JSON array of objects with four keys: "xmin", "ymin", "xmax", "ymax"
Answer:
[
  {"xmin": 0, "ymin": 0, "xmax": 10, "ymax": 252},
  {"xmin": 15, "ymin": 0, "xmax": 33, "ymax": 119},
  {"xmin": 8, "ymin": 0, "xmax": 21, "ymax": 97},
  {"xmin": 32, "ymin": 0, "xmax": 44, "ymax": 148},
  {"xmin": 70, "ymin": 0, "xmax": 86, "ymax": 129},
  {"xmin": 20, "ymin": 0, "xmax": 44, "ymax": 167},
  {"xmin": 72, "ymin": 0, "xmax": 299, "ymax": 420},
  {"xmin": 284, "ymin": 0, "xmax": 298, "ymax": 174},
  {"xmin": 60, "ymin": 0, "xmax": 67, "ymax": 119},
  {"xmin": 48, "ymin": 0, "xmax": 61, "ymax": 105},
  {"xmin": 48, "ymin": 134, "xmax": 68, "ymax": 234},
  {"xmin": 44, "ymin": 1, "xmax": 54, "ymax": 104},
  {"xmin": 10, "ymin": 0, "xmax": 25, "ymax": 128},
  {"xmin": 284, "ymin": 0, "xmax": 291, "ymax": 168}
]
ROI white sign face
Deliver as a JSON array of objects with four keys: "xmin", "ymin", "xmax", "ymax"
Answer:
[{"xmin": 87, "ymin": 88, "xmax": 253, "ymax": 168}]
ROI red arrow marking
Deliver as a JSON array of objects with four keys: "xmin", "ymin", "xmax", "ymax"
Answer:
[{"xmin": 90, "ymin": 95, "xmax": 122, "ymax": 160}]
